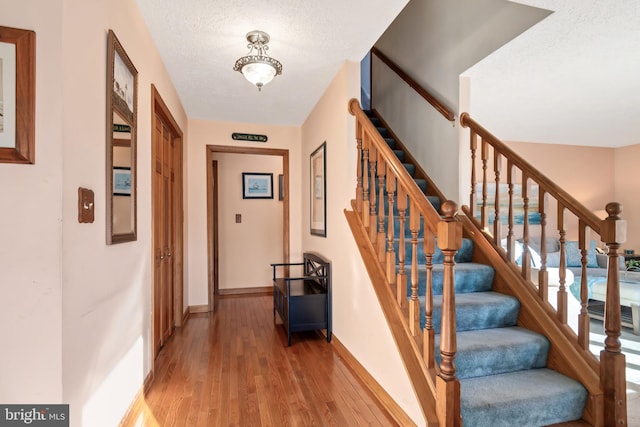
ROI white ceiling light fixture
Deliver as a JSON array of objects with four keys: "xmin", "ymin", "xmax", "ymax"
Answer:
[{"xmin": 233, "ymin": 30, "xmax": 283, "ymax": 92}]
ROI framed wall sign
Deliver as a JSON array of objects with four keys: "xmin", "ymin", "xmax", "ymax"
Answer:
[
  {"xmin": 310, "ymin": 142, "xmax": 326, "ymax": 237},
  {"xmin": 0, "ymin": 26, "xmax": 35, "ymax": 164},
  {"xmin": 232, "ymin": 132, "xmax": 268, "ymax": 142},
  {"xmin": 242, "ymin": 172, "xmax": 273, "ymax": 199}
]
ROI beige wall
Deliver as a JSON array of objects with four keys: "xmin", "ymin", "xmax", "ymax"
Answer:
[
  {"xmin": 60, "ymin": 0, "xmax": 189, "ymax": 424},
  {"xmin": 187, "ymin": 119, "xmax": 302, "ymax": 305},
  {"xmin": 506, "ymin": 141, "xmax": 615, "ymax": 210},
  {"xmin": 505, "ymin": 140, "xmax": 640, "ymax": 247},
  {"xmin": 301, "ymin": 61, "xmax": 423, "ymax": 424},
  {"xmin": 213, "ymin": 153, "xmax": 283, "ymax": 290}
]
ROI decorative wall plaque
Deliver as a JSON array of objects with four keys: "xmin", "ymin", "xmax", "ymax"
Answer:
[{"xmin": 232, "ymin": 132, "xmax": 268, "ymax": 143}]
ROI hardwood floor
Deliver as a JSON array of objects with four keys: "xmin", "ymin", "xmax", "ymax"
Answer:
[{"xmin": 121, "ymin": 294, "xmax": 399, "ymax": 426}]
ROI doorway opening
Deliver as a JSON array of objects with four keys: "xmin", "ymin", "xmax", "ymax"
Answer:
[{"xmin": 206, "ymin": 145, "xmax": 290, "ymax": 311}]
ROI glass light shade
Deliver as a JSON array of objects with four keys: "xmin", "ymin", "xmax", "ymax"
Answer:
[
  {"xmin": 241, "ymin": 61, "xmax": 277, "ymax": 89},
  {"xmin": 233, "ymin": 31, "xmax": 282, "ymax": 91}
]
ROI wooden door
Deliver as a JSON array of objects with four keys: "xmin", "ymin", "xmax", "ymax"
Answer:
[{"xmin": 153, "ymin": 112, "xmax": 175, "ymax": 356}]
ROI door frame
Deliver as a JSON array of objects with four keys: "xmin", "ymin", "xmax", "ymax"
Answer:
[
  {"xmin": 206, "ymin": 145, "xmax": 290, "ymax": 311},
  {"xmin": 151, "ymin": 84, "xmax": 184, "ymax": 357}
]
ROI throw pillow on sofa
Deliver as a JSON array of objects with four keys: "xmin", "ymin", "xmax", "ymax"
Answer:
[{"xmin": 547, "ymin": 240, "xmax": 598, "ymax": 268}]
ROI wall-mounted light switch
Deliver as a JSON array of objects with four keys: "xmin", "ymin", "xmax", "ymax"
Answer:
[
  {"xmin": 78, "ymin": 187, "xmax": 95, "ymax": 223},
  {"xmin": 235, "ymin": 214, "xmax": 242, "ymax": 223}
]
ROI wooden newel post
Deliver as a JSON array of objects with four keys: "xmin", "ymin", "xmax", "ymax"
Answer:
[
  {"xmin": 600, "ymin": 202, "xmax": 627, "ymax": 426},
  {"xmin": 355, "ymin": 120, "xmax": 363, "ymax": 214},
  {"xmin": 348, "ymin": 98, "xmax": 364, "ymax": 214},
  {"xmin": 436, "ymin": 201, "xmax": 462, "ymax": 427}
]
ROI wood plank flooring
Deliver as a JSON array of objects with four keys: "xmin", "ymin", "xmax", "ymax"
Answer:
[{"xmin": 121, "ymin": 295, "xmax": 398, "ymax": 426}]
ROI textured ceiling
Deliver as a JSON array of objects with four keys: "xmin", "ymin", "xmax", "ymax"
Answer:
[
  {"xmin": 468, "ymin": 0, "xmax": 640, "ymax": 147},
  {"xmin": 136, "ymin": 0, "xmax": 409, "ymax": 126},
  {"xmin": 137, "ymin": 0, "xmax": 639, "ymax": 147}
]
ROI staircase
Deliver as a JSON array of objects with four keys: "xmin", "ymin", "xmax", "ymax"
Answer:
[{"xmin": 366, "ymin": 110, "xmax": 589, "ymax": 426}]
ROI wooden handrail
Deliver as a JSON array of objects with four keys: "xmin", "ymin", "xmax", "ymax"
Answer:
[
  {"xmin": 349, "ymin": 99, "xmax": 442, "ymax": 227},
  {"xmin": 371, "ymin": 47, "xmax": 455, "ymax": 123},
  {"xmin": 459, "ymin": 112, "xmax": 601, "ymax": 233}
]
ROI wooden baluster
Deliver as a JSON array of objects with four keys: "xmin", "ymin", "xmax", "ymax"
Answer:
[
  {"xmin": 469, "ymin": 131, "xmax": 477, "ymax": 218},
  {"xmin": 355, "ymin": 120, "xmax": 363, "ymax": 214},
  {"xmin": 557, "ymin": 204, "xmax": 568, "ymax": 324},
  {"xmin": 600, "ymin": 202, "xmax": 627, "ymax": 426},
  {"xmin": 521, "ymin": 175, "xmax": 531, "ymax": 281},
  {"xmin": 423, "ymin": 231, "xmax": 436, "ymax": 370},
  {"xmin": 538, "ymin": 189, "xmax": 548, "ymax": 299},
  {"xmin": 409, "ymin": 201, "xmax": 420, "ymax": 336},
  {"xmin": 578, "ymin": 221, "xmax": 590, "ymax": 349},
  {"xmin": 369, "ymin": 145, "xmax": 378, "ymax": 242},
  {"xmin": 362, "ymin": 134, "xmax": 370, "ymax": 228},
  {"xmin": 481, "ymin": 138, "xmax": 489, "ymax": 228},
  {"xmin": 396, "ymin": 186, "xmax": 407, "ymax": 308},
  {"xmin": 493, "ymin": 148, "xmax": 502, "ymax": 243},
  {"xmin": 386, "ymin": 172, "xmax": 396, "ymax": 285},
  {"xmin": 377, "ymin": 154, "xmax": 386, "ymax": 262},
  {"xmin": 436, "ymin": 201, "xmax": 462, "ymax": 427},
  {"xmin": 506, "ymin": 163, "xmax": 515, "ymax": 261}
]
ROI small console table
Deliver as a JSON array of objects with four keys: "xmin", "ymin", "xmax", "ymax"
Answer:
[{"xmin": 271, "ymin": 252, "xmax": 332, "ymax": 346}]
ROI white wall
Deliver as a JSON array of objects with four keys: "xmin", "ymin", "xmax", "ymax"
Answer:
[
  {"xmin": 300, "ymin": 61, "xmax": 424, "ymax": 424},
  {"xmin": 187, "ymin": 120, "xmax": 302, "ymax": 305},
  {"xmin": 0, "ymin": 0, "xmax": 64, "ymax": 403},
  {"xmin": 214, "ymin": 152, "xmax": 283, "ymax": 290},
  {"xmin": 373, "ymin": 0, "xmax": 550, "ymax": 202}
]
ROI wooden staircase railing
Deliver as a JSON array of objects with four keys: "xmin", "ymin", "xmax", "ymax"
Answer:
[
  {"xmin": 371, "ymin": 47, "xmax": 455, "ymax": 123},
  {"xmin": 348, "ymin": 98, "xmax": 462, "ymax": 426},
  {"xmin": 460, "ymin": 112, "xmax": 628, "ymax": 426}
]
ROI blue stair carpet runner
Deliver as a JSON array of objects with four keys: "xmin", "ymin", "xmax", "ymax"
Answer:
[{"xmin": 365, "ymin": 111, "xmax": 588, "ymax": 426}]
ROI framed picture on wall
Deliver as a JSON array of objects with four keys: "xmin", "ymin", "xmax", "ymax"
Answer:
[
  {"xmin": 242, "ymin": 172, "xmax": 273, "ymax": 199},
  {"xmin": 113, "ymin": 167, "xmax": 132, "ymax": 196},
  {"xmin": 310, "ymin": 142, "xmax": 326, "ymax": 237}
]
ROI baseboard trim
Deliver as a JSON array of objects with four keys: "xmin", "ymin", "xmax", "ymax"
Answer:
[
  {"xmin": 118, "ymin": 370, "xmax": 154, "ymax": 426},
  {"xmin": 143, "ymin": 370, "xmax": 154, "ymax": 394},
  {"xmin": 189, "ymin": 304, "xmax": 210, "ymax": 314},
  {"xmin": 330, "ymin": 334, "xmax": 416, "ymax": 427},
  {"xmin": 182, "ymin": 307, "xmax": 190, "ymax": 324},
  {"xmin": 218, "ymin": 286, "xmax": 272, "ymax": 297}
]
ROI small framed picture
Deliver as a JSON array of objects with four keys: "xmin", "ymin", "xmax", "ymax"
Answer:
[
  {"xmin": 310, "ymin": 142, "xmax": 326, "ymax": 237},
  {"xmin": 278, "ymin": 174, "xmax": 284, "ymax": 201},
  {"xmin": 113, "ymin": 167, "xmax": 132, "ymax": 196},
  {"xmin": 242, "ymin": 172, "xmax": 273, "ymax": 199}
]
